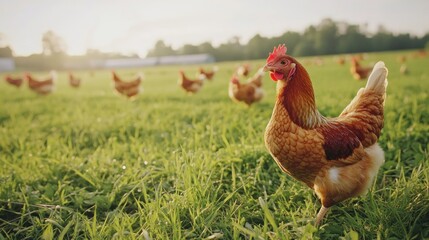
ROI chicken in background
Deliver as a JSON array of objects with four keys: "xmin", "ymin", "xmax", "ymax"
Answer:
[
  {"xmin": 69, "ymin": 72, "xmax": 81, "ymax": 88},
  {"xmin": 112, "ymin": 71, "xmax": 143, "ymax": 99},
  {"xmin": 397, "ymin": 55, "xmax": 409, "ymax": 75},
  {"xmin": 26, "ymin": 71, "xmax": 56, "ymax": 95},
  {"xmin": 5, "ymin": 75, "xmax": 24, "ymax": 88},
  {"xmin": 397, "ymin": 55, "xmax": 407, "ymax": 64},
  {"xmin": 199, "ymin": 66, "xmax": 218, "ymax": 81},
  {"xmin": 400, "ymin": 64, "xmax": 409, "ymax": 75},
  {"xmin": 178, "ymin": 70, "xmax": 205, "ymax": 94},
  {"xmin": 336, "ymin": 56, "xmax": 345, "ymax": 65},
  {"xmin": 263, "ymin": 44, "xmax": 387, "ymax": 226},
  {"xmin": 350, "ymin": 57, "xmax": 372, "ymax": 80},
  {"xmin": 414, "ymin": 49, "xmax": 427, "ymax": 58},
  {"xmin": 228, "ymin": 68, "xmax": 264, "ymax": 106},
  {"xmin": 236, "ymin": 64, "xmax": 251, "ymax": 77}
]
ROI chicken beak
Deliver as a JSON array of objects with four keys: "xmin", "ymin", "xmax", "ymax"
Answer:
[{"xmin": 263, "ymin": 64, "xmax": 273, "ymax": 72}]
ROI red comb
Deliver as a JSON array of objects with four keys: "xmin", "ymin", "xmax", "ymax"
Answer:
[{"xmin": 267, "ymin": 44, "xmax": 287, "ymax": 63}]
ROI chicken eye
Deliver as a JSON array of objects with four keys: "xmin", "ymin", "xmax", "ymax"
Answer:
[{"xmin": 280, "ymin": 60, "xmax": 286, "ymax": 65}]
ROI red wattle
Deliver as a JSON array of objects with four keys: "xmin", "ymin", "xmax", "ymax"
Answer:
[{"xmin": 270, "ymin": 72, "xmax": 278, "ymax": 81}]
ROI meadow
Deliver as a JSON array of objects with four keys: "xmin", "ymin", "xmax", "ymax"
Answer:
[{"xmin": 0, "ymin": 50, "xmax": 428, "ymax": 239}]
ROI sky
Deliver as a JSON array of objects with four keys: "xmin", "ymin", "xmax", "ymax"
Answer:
[{"xmin": 1, "ymin": 0, "xmax": 429, "ymax": 57}]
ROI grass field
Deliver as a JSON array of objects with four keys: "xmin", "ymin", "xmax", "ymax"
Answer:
[{"xmin": 1, "ymin": 50, "xmax": 428, "ymax": 239}]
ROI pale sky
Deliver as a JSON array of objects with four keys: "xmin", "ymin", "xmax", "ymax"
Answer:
[{"xmin": 1, "ymin": 0, "xmax": 428, "ymax": 57}]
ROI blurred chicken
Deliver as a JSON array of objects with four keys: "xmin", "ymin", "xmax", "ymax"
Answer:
[
  {"xmin": 112, "ymin": 71, "xmax": 143, "ymax": 99},
  {"xmin": 414, "ymin": 49, "xmax": 427, "ymax": 58},
  {"xmin": 337, "ymin": 56, "xmax": 345, "ymax": 65},
  {"xmin": 69, "ymin": 72, "xmax": 81, "ymax": 88},
  {"xmin": 228, "ymin": 68, "xmax": 264, "ymax": 106},
  {"xmin": 199, "ymin": 66, "xmax": 218, "ymax": 81},
  {"xmin": 354, "ymin": 53, "xmax": 365, "ymax": 61},
  {"xmin": 26, "ymin": 71, "xmax": 56, "ymax": 95},
  {"xmin": 397, "ymin": 55, "xmax": 407, "ymax": 64},
  {"xmin": 236, "ymin": 64, "xmax": 251, "ymax": 77},
  {"xmin": 350, "ymin": 57, "xmax": 372, "ymax": 80},
  {"xmin": 397, "ymin": 55, "xmax": 409, "ymax": 75},
  {"xmin": 400, "ymin": 64, "xmax": 409, "ymax": 75},
  {"xmin": 264, "ymin": 44, "xmax": 387, "ymax": 226},
  {"xmin": 5, "ymin": 75, "xmax": 24, "ymax": 88},
  {"xmin": 178, "ymin": 70, "xmax": 205, "ymax": 94}
]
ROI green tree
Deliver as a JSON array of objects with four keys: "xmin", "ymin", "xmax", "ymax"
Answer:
[
  {"xmin": 315, "ymin": 18, "xmax": 338, "ymax": 55},
  {"xmin": 293, "ymin": 26, "xmax": 317, "ymax": 56},
  {"xmin": 391, "ymin": 33, "xmax": 413, "ymax": 50},
  {"xmin": 146, "ymin": 40, "xmax": 176, "ymax": 57},
  {"xmin": 371, "ymin": 31, "xmax": 393, "ymax": 52},
  {"xmin": 277, "ymin": 31, "xmax": 301, "ymax": 53},
  {"xmin": 179, "ymin": 44, "xmax": 200, "ymax": 55},
  {"xmin": 338, "ymin": 24, "xmax": 369, "ymax": 53},
  {"xmin": 42, "ymin": 31, "xmax": 67, "ymax": 55},
  {"xmin": 198, "ymin": 42, "xmax": 215, "ymax": 55},
  {"xmin": 214, "ymin": 36, "xmax": 245, "ymax": 61},
  {"xmin": 0, "ymin": 33, "xmax": 13, "ymax": 57},
  {"xmin": 0, "ymin": 46, "xmax": 13, "ymax": 57},
  {"xmin": 246, "ymin": 34, "xmax": 269, "ymax": 59}
]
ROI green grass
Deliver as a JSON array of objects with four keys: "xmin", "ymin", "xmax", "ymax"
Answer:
[{"xmin": 0, "ymin": 50, "xmax": 428, "ymax": 239}]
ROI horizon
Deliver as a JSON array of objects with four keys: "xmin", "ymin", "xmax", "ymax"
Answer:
[{"xmin": 1, "ymin": 0, "xmax": 429, "ymax": 57}]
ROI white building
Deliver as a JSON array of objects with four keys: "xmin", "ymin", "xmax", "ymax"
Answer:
[
  {"xmin": 102, "ymin": 54, "xmax": 215, "ymax": 69},
  {"xmin": 63, "ymin": 54, "xmax": 216, "ymax": 70},
  {"xmin": 158, "ymin": 54, "xmax": 215, "ymax": 65},
  {"xmin": 0, "ymin": 58, "xmax": 15, "ymax": 72},
  {"xmin": 103, "ymin": 57, "xmax": 158, "ymax": 68}
]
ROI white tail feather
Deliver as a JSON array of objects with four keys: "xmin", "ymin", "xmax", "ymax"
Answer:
[
  {"xmin": 137, "ymin": 72, "xmax": 145, "ymax": 80},
  {"xmin": 50, "ymin": 70, "xmax": 58, "ymax": 82},
  {"xmin": 198, "ymin": 73, "xmax": 207, "ymax": 81},
  {"xmin": 365, "ymin": 61, "xmax": 388, "ymax": 94}
]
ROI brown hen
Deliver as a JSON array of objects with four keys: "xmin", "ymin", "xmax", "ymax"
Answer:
[
  {"xmin": 228, "ymin": 68, "xmax": 264, "ymax": 106},
  {"xmin": 264, "ymin": 44, "xmax": 387, "ymax": 226},
  {"xmin": 112, "ymin": 71, "xmax": 143, "ymax": 99}
]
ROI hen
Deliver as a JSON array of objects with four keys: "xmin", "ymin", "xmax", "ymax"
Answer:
[
  {"xmin": 178, "ymin": 70, "xmax": 205, "ymax": 94},
  {"xmin": 397, "ymin": 56, "xmax": 408, "ymax": 75},
  {"xmin": 5, "ymin": 75, "xmax": 24, "ymax": 87},
  {"xmin": 112, "ymin": 71, "xmax": 143, "ymax": 99},
  {"xmin": 263, "ymin": 44, "xmax": 387, "ymax": 226},
  {"xmin": 228, "ymin": 68, "xmax": 264, "ymax": 106},
  {"xmin": 199, "ymin": 66, "xmax": 218, "ymax": 81},
  {"xmin": 350, "ymin": 57, "xmax": 372, "ymax": 80},
  {"xmin": 69, "ymin": 72, "xmax": 81, "ymax": 88},
  {"xmin": 336, "ymin": 56, "xmax": 345, "ymax": 65},
  {"xmin": 26, "ymin": 71, "xmax": 56, "ymax": 95},
  {"xmin": 236, "ymin": 64, "xmax": 251, "ymax": 77}
]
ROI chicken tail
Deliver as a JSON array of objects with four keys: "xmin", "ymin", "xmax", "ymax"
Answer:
[
  {"xmin": 198, "ymin": 73, "xmax": 207, "ymax": 81},
  {"xmin": 365, "ymin": 61, "xmax": 388, "ymax": 95},
  {"xmin": 136, "ymin": 72, "xmax": 145, "ymax": 81},
  {"xmin": 50, "ymin": 70, "xmax": 58, "ymax": 82}
]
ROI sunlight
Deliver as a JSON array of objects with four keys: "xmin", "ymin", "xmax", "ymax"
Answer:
[{"xmin": 0, "ymin": 0, "xmax": 428, "ymax": 56}]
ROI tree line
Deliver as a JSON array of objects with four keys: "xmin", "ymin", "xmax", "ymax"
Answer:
[
  {"xmin": 147, "ymin": 18, "xmax": 429, "ymax": 61},
  {"xmin": 1, "ymin": 18, "xmax": 428, "ymax": 69}
]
